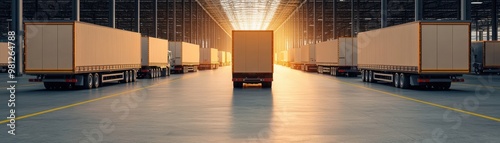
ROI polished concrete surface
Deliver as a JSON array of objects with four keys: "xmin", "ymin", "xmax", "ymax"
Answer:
[{"xmin": 1, "ymin": 65, "xmax": 499, "ymax": 143}]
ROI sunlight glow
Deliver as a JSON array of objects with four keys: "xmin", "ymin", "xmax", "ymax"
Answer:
[{"xmin": 220, "ymin": 0, "xmax": 281, "ymax": 30}]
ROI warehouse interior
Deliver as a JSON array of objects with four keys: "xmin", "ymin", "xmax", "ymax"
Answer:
[{"xmin": 1, "ymin": 0, "xmax": 500, "ymax": 142}]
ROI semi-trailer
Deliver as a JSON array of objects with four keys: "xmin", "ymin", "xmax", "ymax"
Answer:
[
  {"xmin": 316, "ymin": 37, "xmax": 359, "ymax": 77},
  {"xmin": 300, "ymin": 44, "xmax": 317, "ymax": 72},
  {"xmin": 277, "ymin": 51, "xmax": 288, "ymax": 66},
  {"xmin": 232, "ymin": 30, "xmax": 274, "ymax": 88},
  {"xmin": 358, "ymin": 21, "xmax": 470, "ymax": 89},
  {"xmin": 169, "ymin": 42, "xmax": 200, "ymax": 73},
  {"xmin": 470, "ymin": 41, "xmax": 500, "ymax": 74},
  {"xmin": 24, "ymin": 21, "xmax": 141, "ymax": 89},
  {"xmin": 218, "ymin": 51, "xmax": 227, "ymax": 66},
  {"xmin": 290, "ymin": 47, "xmax": 302, "ymax": 69},
  {"xmin": 0, "ymin": 42, "xmax": 8, "ymax": 72},
  {"xmin": 137, "ymin": 37, "xmax": 170, "ymax": 78},
  {"xmin": 287, "ymin": 48, "xmax": 295, "ymax": 68},
  {"xmin": 199, "ymin": 48, "xmax": 219, "ymax": 70}
]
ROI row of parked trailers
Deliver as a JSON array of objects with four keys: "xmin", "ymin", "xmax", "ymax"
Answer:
[
  {"xmin": 276, "ymin": 21, "xmax": 500, "ymax": 90},
  {"xmin": 5, "ymin": 21, "xmax": 231, "ymax": 90}
]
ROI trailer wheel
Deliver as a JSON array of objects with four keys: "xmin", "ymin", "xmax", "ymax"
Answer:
[
  {"xmin": 44, "ymin": 82, "xmax": 53, "ymax": 90},
  {"xmin": 394, "ymin": 73, "xmax": 400, "ymax": 88},
  {"xmin": 84, "ymin": 73, "xmax": 94, "ymax": 89},
  {"xmin": 158, "ymin": 68, "xmax": 162, "ymax": 77},
  {"xmin": 166, "ymin": 67, "xmax": 171, "ymax": 76},
  {"xmin": 368, "ymin": 71, "xmax": 375, "ymax": 83},
  {"xmin": 436, "ymin": 82, "xmax": 451, "ymax": 90},
  {"xmin": 129, "ymin": 70, "xmax": 135, "ymax": 82},
  {"xmin": 123, "ymin": 71, "xmax": 130, "ymax": 83},
  {"xmin": 65, "ymin": 83, "xmax": 74, "ymax": 90},
  {"xmin": 94, "ymin": 73, "xmax": 100, "ymax": 88},
  {"xmin": 131, "ymin": 70, "xmax": 137, "ymax": 82},
  {"xmin": 262, "ymin": 82, "xmax": 272, "ymax": 88},
  {"xmin": 233, "ymin": 82, "xmax": 243, "ymax": 88},
  {"xmin": 400, "ymin": 73, "xmax": 410, "ymax": 89},
  {"xmin": 361, "ymin": 70, "xmax": 366, "ymax": 82}
]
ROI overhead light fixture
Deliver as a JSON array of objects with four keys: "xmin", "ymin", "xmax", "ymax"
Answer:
[
  {"xmin": 471, "ymin": 1, "xmax": 483, "ymax": 4},
  {"xmin": 220, "ymin": 0, "xmax": 281, "ymax": 30}
]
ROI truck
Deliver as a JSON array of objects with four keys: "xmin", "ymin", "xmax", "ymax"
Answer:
[
  {"xmin": 358, "ymin": 21, "xmax": 470, "ymax": 89},
  {"xmin": 199, "ymin": 48, "xmax": 219, "ymax": 70},
  {"xmin": 290, "ymin": 47, "xmax": 302, "ymax": 69},
  {"xmin": 0, "ymin": 42, "xmax": 8, "ymax": 72},
  {"xmin": 316, "ymin": 37, "xmax": 359, "ymax": 77},
  {"xmin": 232, "ymin": 30, "xmax": 274, "ymax": 88},
  {"xmin": 169, "ymin": 41, "xmax": 200, "ymax": 73},
  {"xmin": 137, "ymin": 37, "xmax": 170, "ymax": 78},
  {"xmin": 24, "ymin": 21, "xmax": 141, "ymax": 89},
  {"xmin": 470, "ymin": 41, "xmax": 500, "ymax": 74},
  {"xmin": 300, "ymin": 44, "xmax": 317, "ymax": 72},
  {"xmin": 218, "ymin": 51, "xmax": 227, "ymax": 66}
]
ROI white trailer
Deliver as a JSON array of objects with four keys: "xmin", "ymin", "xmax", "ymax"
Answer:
[
  {"xmin": 471, "ymin": 41, "xmax": 500, "ymax": 74},
  {"xmin": 199, "ymin": 48, "xmax": 219, "ymax": 70},
  {"xmin": 138, "ymin": 37, "xmax": 170, "ymax": 78},
  {"xmin": 287, "ymin": 48, "xmax": 295, "ymax": 68},
  {"xmin": 232, "ymin": 30, "xmax": 273, "ymax": 88},
  {"xmin": 300, "ymin": 44, "xmax": 317, "ymax": 72},
  {"xmin": 169, "ymin": 42, "xmax": 200, "ymax": 73},
  {"xmin": 0, "ymin": 42, "xmax": 8, "ymax": 72},
  {"xmin": 316, "ymin": 37, "xmax": 359, "ymax": 77},
  {"xmin": 218, "ymin": 51, "xmax": 227, "ymax": 66},
  {"xmin": 290, "ymin": 48, "xmax": 302, "ymax": 69},
  {"xmin": 358, "ymin": 21, "xmax": 470, "ymax": 89},
  {"xmin": 24, "ymin": 21, "xmax": 141, "ymax": 89}
]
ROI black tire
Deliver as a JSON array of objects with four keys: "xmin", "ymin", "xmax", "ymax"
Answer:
[
  {"xmin": 123, "ymin": 71, "xmax": 129, "ymax": 83},
  {"xmin": 233, "ymin": 82, "xmax": 243, "ymax": 88},
  {"xmin": 368, "ymin": 70, "xmax": 375, "ymax": 83},
  {"xmin": 44, "ymin": 82, "xmax": 53, "ymax": 90},
  {"xmin": 394, "ymin": 73, "xmax": 400, "ymax": 88},
  {"xmin": 94, "ymin": 73, "xmax": 100, "ymax": 88},
  {"xmin": 131, "ymin": 70, "xmax": 137, "ymax": 82},
  {"xmin": 262, "ymin": 82, "xmax": 272, "ymax": 88},
  {"xmin": 64, "ymin": 83, "xmax": 74, "ymax": 90},
  {"xmin": 84, "ymin": 73, "xmax": 93, "ymax": 89},
  {"xmin": 166, "ymin": 68, "xmax": 171, "ymax": 76},
  {"xmin": 149, "ymin": 69, "xmax": 154, "ymax": 78},
  {"xmin": 437, "ymin": 82, "xmax": 451, "ymax": 90},
  {"xmin": 361, "ymin": 70, "xmax": 367, "ymax": 82},
  {"xmin": 400, "ymin": 73, "xmax": 410, "ymax": 89}
]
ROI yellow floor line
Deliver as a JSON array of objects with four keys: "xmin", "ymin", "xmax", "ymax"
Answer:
[
  {"xmin": 0, "ymin": 76, "xmax": 191, "ymax": 124},
  {"xmin": 334, "ymin": 79, "xmax": 500, "ymax": 122}
]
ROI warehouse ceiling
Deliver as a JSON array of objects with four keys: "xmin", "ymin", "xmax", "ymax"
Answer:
[{"xmin": 197, "ymin": 0, "xmax": 303, "ymax": 31}]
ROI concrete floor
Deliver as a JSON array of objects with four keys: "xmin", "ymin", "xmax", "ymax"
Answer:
[{"xmin": 1, "ymin": 65, "xmax": 499, "ymax": 143}]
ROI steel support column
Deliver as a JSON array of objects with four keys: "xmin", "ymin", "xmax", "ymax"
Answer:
[
  {"xmin": 154, "ymin": 0, "xmax": 158, "ymax": 37},
  {"xmin": 333, "ymin": 0, "xmax": 336, "ymax": 39},
  {"xmin": 109, "ymin": 0, "xmax": 115, "ymax": 28},
  {"xmin": 381, "ymin": 0, "xmax": 387, "ymax": 28},
  {"xmin": 492, "ymin": 0, "xmax": 497, "ymax": 40},
  {"xmin": 12, "ymin": 0, "xmax": 23, "ymax": 76},
  {"xmin": 415, "ymin": 0, "xmax": 423, "ymax": 21},
  {"xmin": 135, "ymin": 0, "xmax": 140, "ymax": 33},
  {"xmin": 351, "ymin": 0, "xmax": 354, "ymax": 36},
  {"xmin": 73, "ymin": 0, "xmax": 80, "ymax": 21},
  {"xmin": 461, "ymin": 0, "xmax": 471, "ymax": 20}
]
